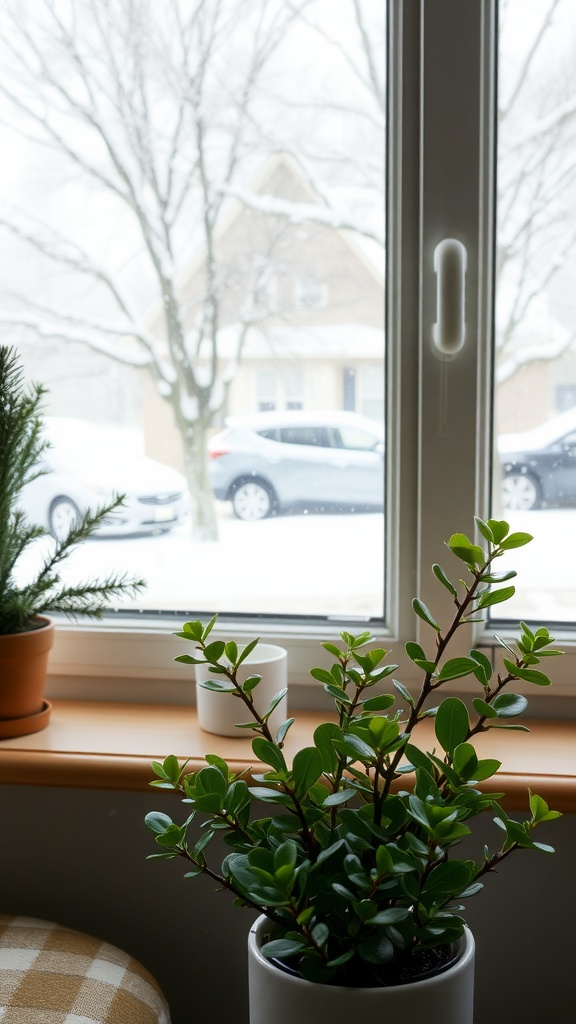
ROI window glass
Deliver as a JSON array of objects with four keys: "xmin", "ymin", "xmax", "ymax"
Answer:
[
  {"xmin": 277, "ymin": 427, "xmax": 330, "ymax": 448},
  {"xmin": 0, "ymin": 0, "xmax": 386, "ymax": 623},
  {"xmin": 334, "ymin": 425, "xmax": 383, "ymax": 452},
  {"xmin": 494, "ymin": 0, "xmax": 576, "ymax": 624}
]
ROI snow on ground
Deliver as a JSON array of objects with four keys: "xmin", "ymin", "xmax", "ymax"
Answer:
[
  {"xmin": 32, "ymin": 507, "xmax": 576, "ymax": 623},
  {"xmin": 55, "ymin": 509, "xmax": 386, "ymax": 619}
]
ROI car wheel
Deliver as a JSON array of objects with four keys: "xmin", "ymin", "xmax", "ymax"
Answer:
[
  {"xmin": 231, "ymin": 479, "xmax": 276, "ymax": 521},
  {"xmin": 501, "ymin": 471, "xmax": 540, "ymax": 511},
  {"xmin": 49, "ymin": 497, "xmax": 82, "ymax": 541}
]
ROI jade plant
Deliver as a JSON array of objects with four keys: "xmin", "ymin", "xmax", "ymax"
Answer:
[
  {"xmin": 0, "ymin": 344, "xmax": 145, "ymax": 635},
  {"xmin": 146, "ymin": 520, "xmax": 562, "ymax": 986}
]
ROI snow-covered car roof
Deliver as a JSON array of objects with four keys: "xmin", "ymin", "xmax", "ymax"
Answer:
[{"xmin": 498, "ymin": 406, "xmax": 576, "ymax": 455}]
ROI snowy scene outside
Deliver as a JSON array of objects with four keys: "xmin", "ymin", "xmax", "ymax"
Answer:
[
  {"xmin": 1, "ymin": 0, "xmax": 576, "ymax": 623},
  {"xmin": 0, "ymin": 0, "xmax": 386, "ymax": 620},
  {"xmin": 492, "ymin": 0, "xmax": 576, "ymax": 621}
]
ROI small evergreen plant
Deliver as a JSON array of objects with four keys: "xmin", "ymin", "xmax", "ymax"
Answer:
[
  {"xmin": 146, "ymin": 522, "xmax": 562, "ymax": 987},
  {"xmin": 0, "ymin": 344, "xmax": 144, "ymax": 635}
]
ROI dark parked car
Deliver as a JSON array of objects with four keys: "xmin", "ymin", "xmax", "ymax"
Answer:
[
  {"xmin": 208, "ymin": 411, "xmax": 384, "ymax": 521},
  {"xmin": 499, "ymin": 407, "xmax": 576, "ymax": 510}
]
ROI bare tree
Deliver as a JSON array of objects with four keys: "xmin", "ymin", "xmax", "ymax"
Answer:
[
  {"xmin": 0, "ymin": 0, "xmax": 330, "ymax": 540},
  {"xmin": 496, "ymin": 0, "xmax": 576, "ymax": 383}
]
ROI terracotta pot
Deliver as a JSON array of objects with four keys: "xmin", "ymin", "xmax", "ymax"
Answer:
[
  {"xmin": 248, "ymin": 915, "xmax": 475, "ymax": 1024},
  {"xmin": 0, "ymin": 617, "xmax": 54, "ymax": 733}
]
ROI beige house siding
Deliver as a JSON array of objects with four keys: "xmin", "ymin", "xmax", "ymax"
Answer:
[{"xmin": 143, "ymin": 154, "xmax": 384, "ymax": 468}]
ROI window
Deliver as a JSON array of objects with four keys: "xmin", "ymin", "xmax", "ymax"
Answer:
[
  {"xmin": 295, "ymin": 275, "xmax": 327, "ymax": 311},
  {"xmin": 255, "ymin": 367, "xmax": 305, "ymax": 412},
  {"xmin": 1, "ymin": 1, "xmax": 573, "ymax": 693},
  {"xmin": 493, "ymin": 0, "xmax": 576, "ymax": 636}
]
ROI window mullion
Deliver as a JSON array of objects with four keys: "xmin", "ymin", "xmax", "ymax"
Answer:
[{"xmin": 415, "ymin": 0, "xmax": 496, "ymax": 656}]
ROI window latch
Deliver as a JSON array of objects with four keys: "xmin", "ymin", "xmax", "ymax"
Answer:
[{"xmin": 432, "ymin": 238, "xmax": 467, "ymax": 356}]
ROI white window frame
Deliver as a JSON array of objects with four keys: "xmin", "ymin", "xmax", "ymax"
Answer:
[{"xmin": 45, "ymin": 0, "xmax": 576, "ymax": 703}]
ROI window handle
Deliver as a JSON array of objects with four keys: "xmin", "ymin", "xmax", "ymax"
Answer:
[{"xmin": 432, "ymin": 238, "xmax": 467, "ymax": 356}]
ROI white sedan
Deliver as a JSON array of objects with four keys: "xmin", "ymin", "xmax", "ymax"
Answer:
[{"xmin": 20, "ymin": 418, "xmax": 191, "ymax": 540}]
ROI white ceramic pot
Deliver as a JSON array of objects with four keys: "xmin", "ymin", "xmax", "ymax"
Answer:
[
  {"xmin": 195, "ymin": 643, "xmax": 288, "ymax": 737},
  {"xmin": 248, "ymin": 915, "xmax": 475, "ymax": 1024}
]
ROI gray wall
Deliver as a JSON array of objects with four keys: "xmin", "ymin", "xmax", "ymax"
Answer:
[{"xmin": 0, "ymin": 784, "xmax": 573, "ymax": 1024}]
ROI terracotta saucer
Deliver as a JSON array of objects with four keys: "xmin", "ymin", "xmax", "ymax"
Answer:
[{"xmin": 0, "ymin": 700, "xmax": 52, "ymax": 739}]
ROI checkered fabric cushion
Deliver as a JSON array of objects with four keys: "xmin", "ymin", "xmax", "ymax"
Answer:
[{"xmin": 0, "ymin": 915, "xmax": 171, "ymax": 1023}]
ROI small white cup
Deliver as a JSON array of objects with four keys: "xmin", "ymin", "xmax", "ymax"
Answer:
[{"xmin": 195, "ymin": 643, "xmax": 288, "ymax": 737}]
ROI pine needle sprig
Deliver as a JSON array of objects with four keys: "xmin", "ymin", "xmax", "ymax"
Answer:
[{"xmin": 0, "ymin": 344, "xmax": 146, "ymax": 634}]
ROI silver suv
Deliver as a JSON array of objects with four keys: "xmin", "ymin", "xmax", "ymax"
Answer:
[{"xmin": 208, "ymin": 411, "xmax": 384, "ymax": 521}]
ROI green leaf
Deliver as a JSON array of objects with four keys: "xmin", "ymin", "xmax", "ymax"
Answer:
[
  {"xmin": 375, "ymin": 845, "xmax": 393, "ymax": 876},
  {"xmin": 198, "ymin": 679, "xmax": 236, "ymax": 692},
  {"xmin": 313, "ymin": 722, "xmax": 342, "ymax": 773},
  {"xmin": 405, "ymin": 641, "xmax": 428, "ymax": 665},
  {"xmin": 452, "ymin": 742, "xmax": 478, "ymax": 780},
  {"xmin": 205, "ymin": 754, "xmax": 229, "ymax": 775},
  {"xmin": 242, "ymin": 674, "xmax": 261, "ymax": 694},
  {"xmin": 179, "ymin": 620, "xmax": 204, "ymax": 640},
  {"xmin": 437, "ymin": 657, "xmax": 479, "ymax": 682},
  {"xmin": 472, "ymin": 758, "xmax": 502, "ymax": 781},
  {"xmin": 393, "ymin": 679, "xmax": 414, "ymax": 707},
  {"xmin": 311, "ymin": 923, "xmax": 329, "ymax": 947},
  {"xmin": 432, "ymin": 563, "xmax": 458, "ymax": 597},
  {"xmin": 435, "ymin": 697, "xmax": 470, "ymax": 754},
  {"xmin": 498, "ymin": 532, "xmax": 533, "ymax": 550},
  {"xmin": 404, "ymin": 743, "xmax": 434, "ymax": 773},
  {"xmin": 361, "ymin": 693, "xmax": 395, "ymax": 712},
  {"xmin": 477, "ymin": 586, "xmax": 515, "ymax": 609},
  {"xmin": 252, "ymin": 737, "xmax": 287, "ymax": 774},
  {"xmin": 292, "ymin": 747, "xmax": 324, "ymax": 798},
  {"xmin": 203, "ymin": 640, "xmax": 226, "ymax": 663},
  {"xmin": 357, "ymin": 935, "xmax": 395, "ymax": 965},
  {"xmin": 424, "ymin": 860, "xmax": 474, "ymax": 896},
  {"xmin": 412, "ymin": 598, "xmax": 440, "ymax": 632},
  {"xmin": 276, "ymin": 718, "xmax": 295, "ymax": 745},
  {"xmin": 323, "ymin": 788, "xmax": 356, "ymax": 807},
  {"xmin": 478, "ymin": 570, "xmax": 517, "ymax": 584},
  {"xmin": 324, "ymin": 684, "xmax": 353, "ymax": 705},
  {"xmin": 486, "ymin": 519, "xmax": 510, "ymax": 544},
  {"xmin": 529, "ymin": 790, "xmax": 563, "ymax": 823},
  {"xmin": 472, "ymin": 697, "xmax": 498, "ymax": 719},
  {"xmin": 194, "ymin": 765, "xmax": 227, "ymax": 799},
  {"xmin": 310, "ymin": 667, "xmax": 338, "ymax": 685},
  {"xmin": 486, "ymin": 723, "xmax": 530, "ymax": 732},
  {"xmin": 492, "ymin": 693, "xmax": 528, "ymax": 718},
  {"xmin": 155, "ymin": 823, "xmax": 186, "ymax": 848},
  {"xmin": 236, "ymin": 638, "xmax": 260, "ymax": 666},
  {"xmin": 370, "ymin": 907, "xmax": 411, "ymax": 925},
  {"xmin": 151, "ymin": 753, "xmax": 181, "ymax": 785},
  {"xmin": 262, "ymin": 689, "xmax": 289, "ymax": 722},
  {"xmin": 274, "ymin": 840, "xmax": 298, "ymax": 874},
  {"xmin": 322, "ymin": 641, "xmax": 344, "ymax": 658},
  {"xmin": 469, "ymin": 649, "xmax": 493, "ymax": 685},
  {"xmin": 201, "ymin": 614, "xmax": 219, "ymax": 640},
  {"xmin": 333, "ymin": 737, "xmax": 373, "ymax": 765},
  {"xmin": 145, "ymin": 811, "xmax": 174, "ymax": 835},
  {"xmin": 248, "ymin": 787, "xmax": 293, "ymax": 804},
  {"xmin": 502, "ymin": 660, "xmax": 551, "ymax": 686},
  {"xmin": 448, "ymin": 533, "xmax": 485, "ymax": 566},
  {"xmin": 474, "ymin": 517, "xmax": 494, "ymax": 543},
  {"xmin": 261, "ymin": 938, "xmax": 307, "ymax": 959},
  {"xmin": 224, "ymin": 641, "xmax": 238, "ymax": 664}
]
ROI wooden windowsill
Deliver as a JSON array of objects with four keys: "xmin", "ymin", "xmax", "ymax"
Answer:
[{"xmin": 0, "ymin": 700, "xmax": 574, "ymax": 811}]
